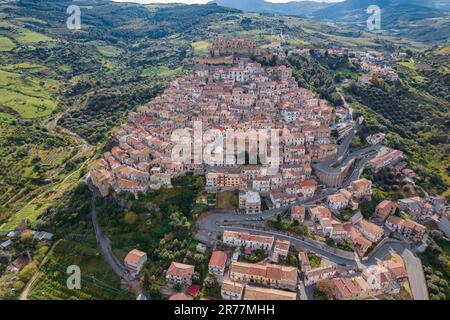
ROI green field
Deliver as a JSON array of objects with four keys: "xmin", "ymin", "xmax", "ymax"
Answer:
[
  {"xmin": 16, "ymin": 29, "xmax": 53, "ymax": 44},
  {"xmin": 192, "ymin": 41, "xmax": 211, "ymax": 55},
  {"xmin": 88, "ymin": 41, "xmax": 124, "ymax": 58},
  {"xmin": 0, "ymin": 68, "xmax": 59, "ymax": 118},
  {"xmin": 29, "ymin": 240, "xmax": 132, "ymax": 300},
  {"xmin": 141, "ymin": 66, "xmax": 187, "ymax": 77},
  {"xmin": 0, "ymin": 35, "xmax": 15, "ymax": 51}
]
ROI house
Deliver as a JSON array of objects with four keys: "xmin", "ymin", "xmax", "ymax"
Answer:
[
  {"xmin": 331, "ymin": 220, "xmax": 347, "ymax": 240},
  {"xmin": 239, "ymin": 191, "xmax": 262, "ymax": 214},
  {"xmin": 349, "ymin": 179, "xmax": 372, "ymax": 199},
  {"xmin": 369, "ymin": 149, "xmax": 403, "ymax": 172},
  {"xmin": 252, "ymin": 177, "xmax": 271, "ymax": 193},
  {"xmin": 343, "ymin": 224, "xmax": 372, "ymax": 257},
  {"xmin": 297, "ymin": 179, "xmax": 317, "ymax": 199},
  {"xmin": 229, "ymin": 262, "xmax": 298, "ymax": 291},
  {"xmin": 362, "ymin": 265, "xmax": 392, "ymax": 291},
  {"xmin": 186, "ymin": 284, "xmax": 201, "ymax": 298},
  {"xmin": 319, "ymin": 218, "xmax": 334, "ymax": 238},
  {"xmin": 398, "ymin": 197, "xmax": 434, "ymax": 218},
  {"xmin": 298, "ymin": 251, "xmax": 311, "ymax": 272},
  {"xmin": 309, "ymin": 205, "xmax": 331, "ymax": 221},
  {"xmin": 221, "ymin": 280, "xmax": 244, "ymax": 300},
  {"xmin": 34, "ymin": 231, "xmax": 54, "ymax": 242},
  {"xmin": 270, "ymin": 192, "xmax": 297, "ymax": 208},
  {"xmin": 375, "ymin": 200, "xmax": 398, "ymax": 221},
  {"xmin": 196, "ymin": 243, "xmax": 207, "ymax": 254},
  {"xmin": 332, "ymin": 277, "xmax": 362, "ymax": 300},
  {"xmin": 208, "ymin": 251, "xmax": 228, "ymax": 277},
  {"xmin": 304, "ymin": 265, "xmax": 337, "ymax": 286},
  {"xmin": 354, "ymin": 219, "xmax": 384, "ymax": 243},
  {"xmin": 383, "ymin": 261, "xmax": 408, "ymax": 281},
  {"xmin": 366, "ymin": 133, "xmax": 386, "ymax": 146},
  {"xmin": 385, "ymin": 216, "xmax": 426, "ymax": 243},
  {"xmin": 169, "ymin": 292, "xmax": 193, "ymax": 300},
  {"xmin": 291, "ymin": 206, "xmax": 306, "ymax": 223},
  {"xmin": 166, "ymin": 262, "xmax": 195, "ymax": 286},
  {"xmin": 244, "ymin": 285, "xmax": 297, "ymax": 300},
  {"xmin": 273, "ymin": 240, "xmax": 290, "ymax": 260},
  {"xmin": 223, "ymin": 230, "xmax": 274, "ymax": 250},
  {"xmin": 327, "ymin": 193, "xmax": 349, "ymax": 211},
  {"xmin": 0, "ymin": 240, "xmax": 13, "ymax": 250},
  {"xmin": 124, "ymin": 249, "xmax": 147, "ymax": 277}
]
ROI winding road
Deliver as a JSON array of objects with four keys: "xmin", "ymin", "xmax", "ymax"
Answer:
[{"xmin": 89, "ymin": 184, "xmax": 131, "ymax": 282}]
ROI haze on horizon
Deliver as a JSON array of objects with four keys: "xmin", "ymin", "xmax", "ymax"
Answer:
[{"xmin": 113, "ymin": 0, "xmax": 344, "ymax": 5}]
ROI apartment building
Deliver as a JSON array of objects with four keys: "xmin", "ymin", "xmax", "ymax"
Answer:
[
  {"xmin": 223, "ymin": 231, "xmax": 274, "ymax": 251},
  {"xmin": 385, "ymin": 216, "xmax": 426, "ymax": 243},
  {"xmin": 230, "ymin": 262, "xmax": 298, "ymax": 291},
  {"xmin": 239, "ymin": 191, "xmax": 262, "ymax": 214}
]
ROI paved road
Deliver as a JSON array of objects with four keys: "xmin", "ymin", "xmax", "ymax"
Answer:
[
  {"xmin": 90, "ymin": 189, "xmax": 130, "ymax": 281},
  {"xmin": 220, "ymin": 225, "xmax": 357, "ymax": 266},
  {"xmin": 402, "ymin": 249, "xmax": 429, "ymax": 300}
]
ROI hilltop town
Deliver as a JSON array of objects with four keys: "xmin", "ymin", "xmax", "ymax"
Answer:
[
  {"xmin": 0, "ymin": 0, "xmax": 448, "ymax": 304},
  {"xmin": 84, "ymin": 39, "xmax": 449, "ymax": 301},
  {"xmin": 90, "ymin": 39, "xmax": 338, "ymax": 198}
]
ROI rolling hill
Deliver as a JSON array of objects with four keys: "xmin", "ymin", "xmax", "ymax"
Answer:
[{"xmin": 211, "ymin": 0, "xmax": 331, "ymax": 16}]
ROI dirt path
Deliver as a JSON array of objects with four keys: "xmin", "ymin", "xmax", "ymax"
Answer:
[{"xmin": 19, "ymin": 239, "xmax": 62, "ymax": 300}]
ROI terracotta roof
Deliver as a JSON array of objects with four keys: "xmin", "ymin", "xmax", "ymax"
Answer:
[
  {"xmin": 275, "ymin": 240, "xmax": 290, "ymax": 252},
  {"xmin": 186, "ymin": 284, "xmax": 200, "ymax": 297},
  {"xmin": 124, "ymin": 249, "xmax": 147, "ymax": 266},
  {"xmin": 244, "ymin": 286, "xmax": 296, "ymax": 300},
  {"xmin": 167, "ymin": 262, "xmax": 195, "ymax": 279},
  {"xmin": 221, "ymin": 280, "xmax": 243, "ymax": 294},
  {"xmin": 377, "ymin": 200, "xmax": 397, "ymax": 210},
  {"xmin": 209, "ymin": 251, "xmax": 227, "ymax": 269},
  {"xmin": 291, "ymin": 206, "xmax": 306, "ymax": 217},
  {"xmin": 169, "ymin": 293, "xmax": 193, "ymax": 300},
  {"xmin": 230, "ymin": 262, "xmax": 297, "ymax": 283},
  {"xmin": 356, "ymin": 219, "xmax": 384, "ymax": 236},
  {"xmin": 351, "ymin": 178, "xmax": 372, "ymax": 190}
]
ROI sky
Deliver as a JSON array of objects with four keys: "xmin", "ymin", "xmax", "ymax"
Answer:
[{"xmin": 113, "ymin": 0, "xmax": 344, "ymax": 4}]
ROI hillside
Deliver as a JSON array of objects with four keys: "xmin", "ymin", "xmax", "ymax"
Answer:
[
  {"xmin": 0, "ymin": 0, "xmax": 449, "ymax": 300},
  {"xmin": 1, "ymin": 0, "xmax": 448, "ymax": 231},
  {"xmin": 213, "ymin": 0, "xmax": 450, "ymax": 43},
  {"xmin": 211, "ymin": 0, "xmax": 330, "ymax": 16},
  {"xmin": 310, "ymin": 0, "xmax": 450, "ymax": 43}
]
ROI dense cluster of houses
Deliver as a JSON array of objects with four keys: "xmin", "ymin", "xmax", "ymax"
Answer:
[
  {"xmin": 161, "ymin": 228, "xmax": 414, "ymax": 300},
  {"xmin": 90, "ymin": 39, "xmax": 338, "ymax": 198}
]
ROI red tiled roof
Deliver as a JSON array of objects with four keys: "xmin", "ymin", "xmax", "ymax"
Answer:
[
  {"xmin": 209, "ymin": 251, "xmax": 227, "ymax": 269},
  {"xmin": 167, "ymin": 262, "xmax": 195, "ymax": 279},
  {"xmin": 186, "ymin": 284, "xmax": 200, "ymax": 297}
]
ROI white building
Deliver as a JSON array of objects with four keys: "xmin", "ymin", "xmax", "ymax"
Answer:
[
  {"xmin": 239, "ymin": 191, "xmax": 262, "ymax": 214},
  {"xmin": 124, "ymin": 249, "xmax": 147, "ymax": 278},
  {"xmin": 221, "ymin": 280, "xmax": 244, "ymax": 300},
  {"xmin": 223, "ymin": 230, "xmax": 274, "ymax": 250}
]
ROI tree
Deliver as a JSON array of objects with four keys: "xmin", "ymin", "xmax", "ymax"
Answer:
[
  {"xmin": 314, "ymin": 280, "xmax": 334, "ymax": 300},
  {"xmin": 19, "ymin": 262, "xmax": 38, "ymax": 283},
  {"xmin": 124, "ymin": 212, "xmax": 138, "ymax": 225},
  {"xmin": 20, "ymin": 230, "xmax": 33, "ymax": 243}
]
